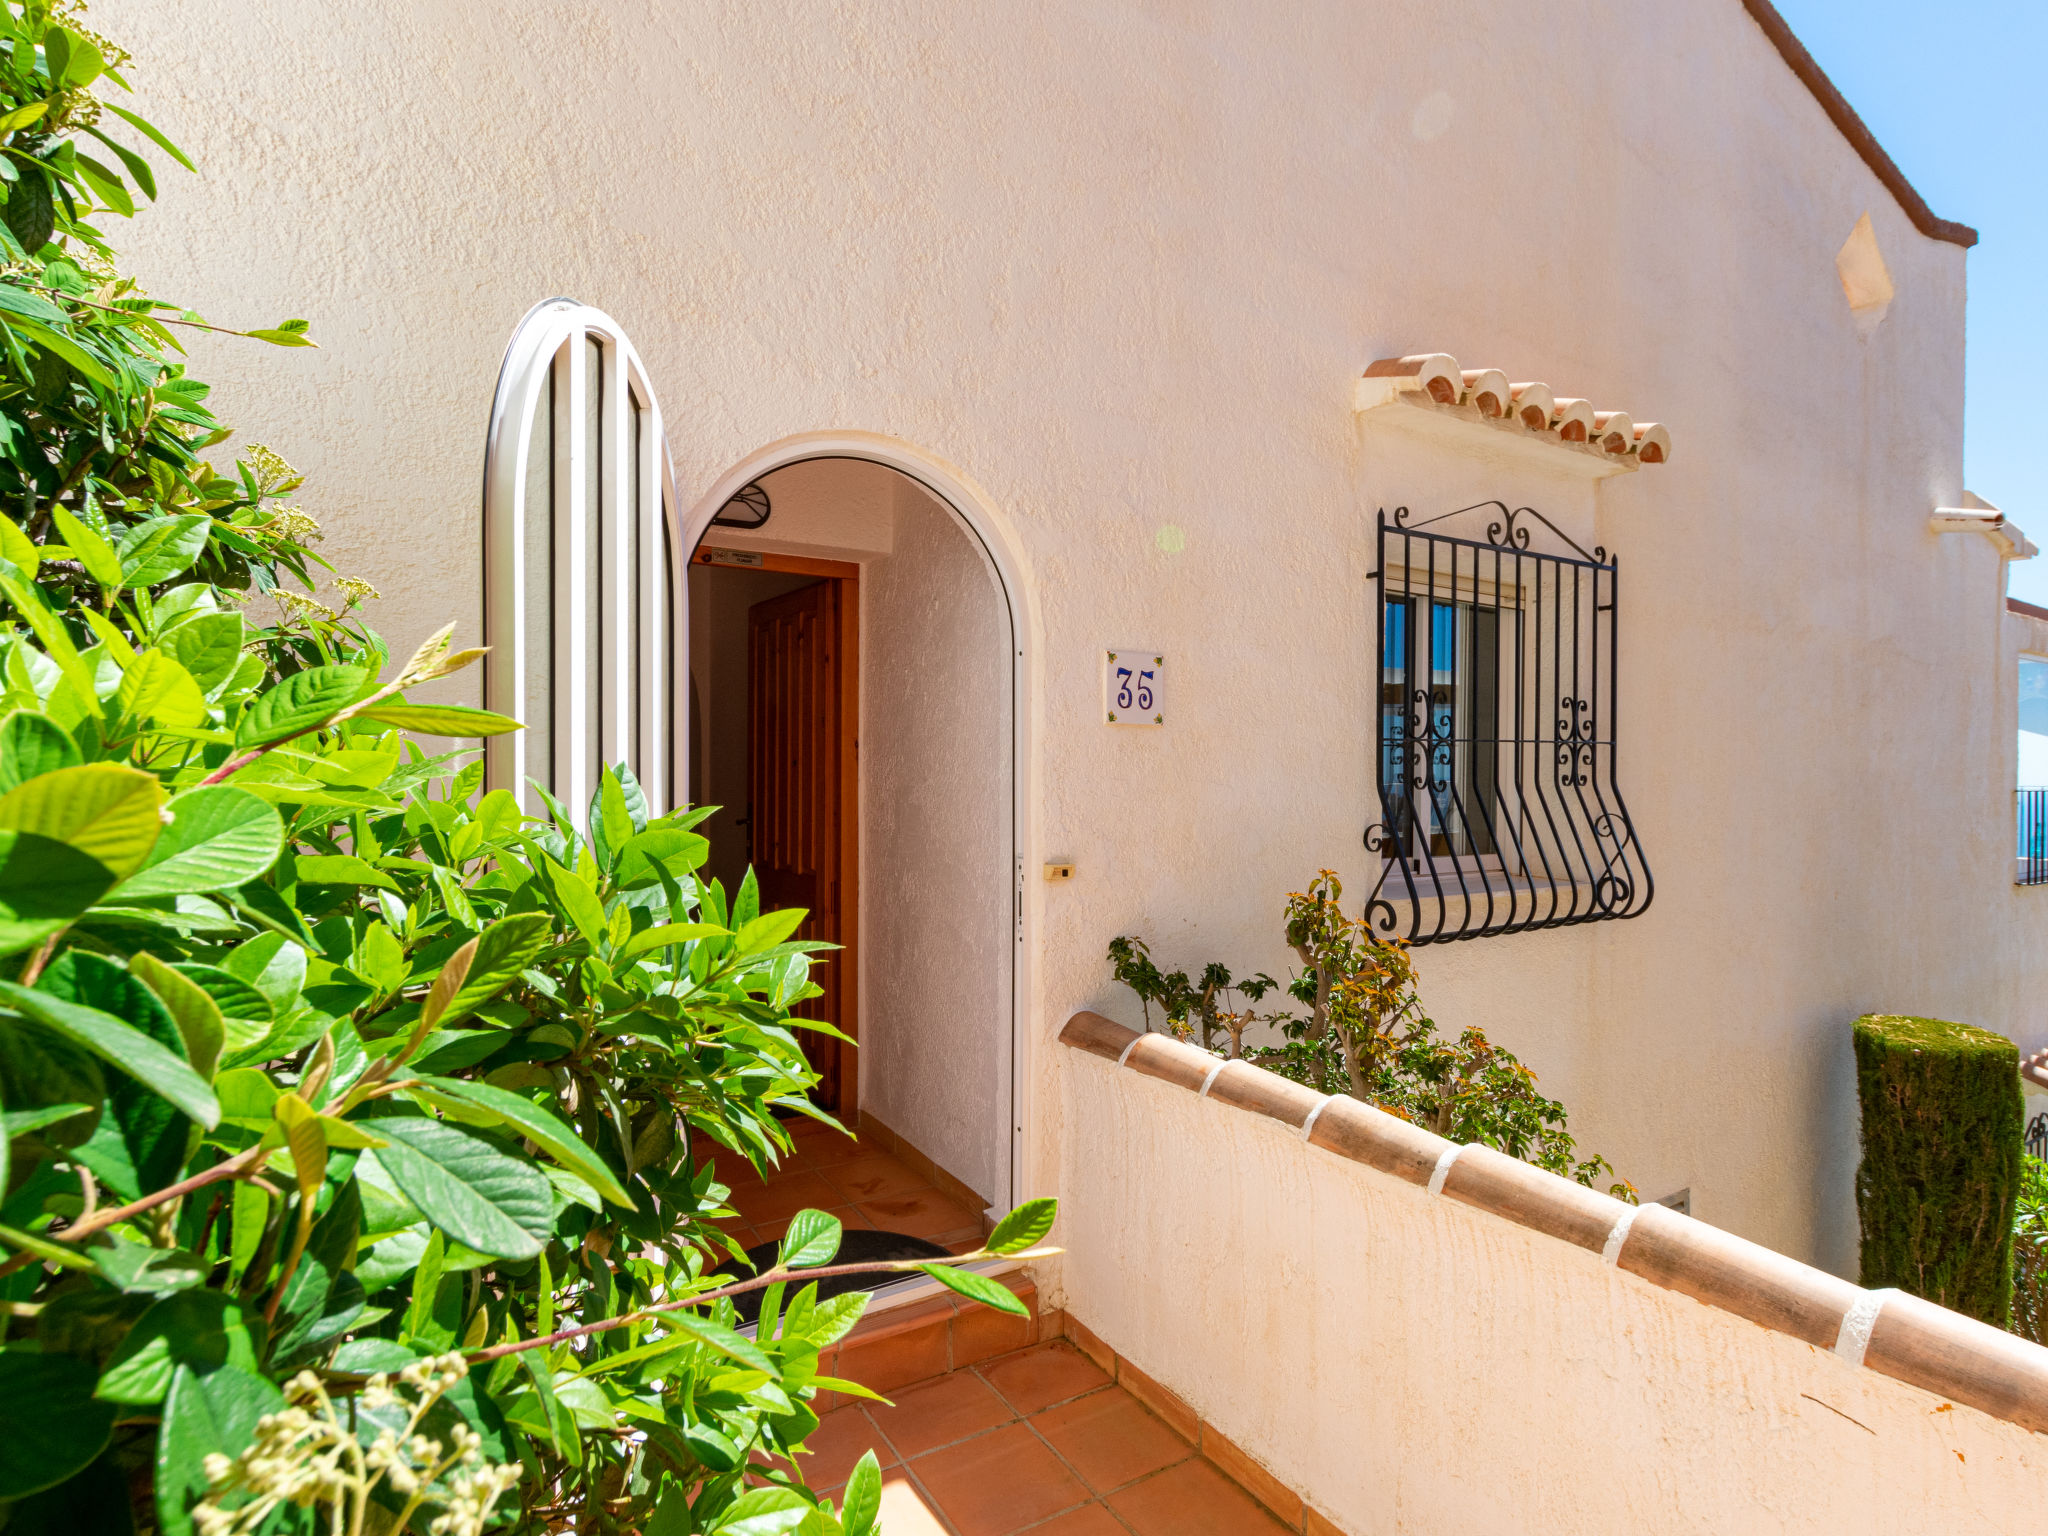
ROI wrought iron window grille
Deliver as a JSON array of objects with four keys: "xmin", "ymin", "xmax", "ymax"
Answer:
[
  {"xmin": 1366, "ymin": 501, "xmax": 1653, "ymax": 943},
  {"xmin": 2018, "ymin": 788, "xmax": 2048, "ymax": 886}
]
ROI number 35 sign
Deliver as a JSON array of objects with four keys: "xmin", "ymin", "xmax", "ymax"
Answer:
[{"xmin": 1105, "ymin": 650, "xmax": 1165, "ymax": 725}]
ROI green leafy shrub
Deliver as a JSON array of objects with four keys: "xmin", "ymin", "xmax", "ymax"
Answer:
[
  {"xmin": 0, "ymin": 6, "xmax": 1058, "ymax": 1531},
  {"xmin": 2011, "ymin": 1154, "xmax": 2048, "ymax": 1344},
  {"xmin": 1853, "ymin": 1013, "xmax": 2021, "ymax": 1325},
  {"xmin": 1110, "ymin": 870, "xmax": 1631, "ymax": 1197}
]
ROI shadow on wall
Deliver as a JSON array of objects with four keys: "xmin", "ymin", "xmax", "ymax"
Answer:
[{"xmin": 862, "ymin": 474, "xmax": 1012, "ymax": 1211}]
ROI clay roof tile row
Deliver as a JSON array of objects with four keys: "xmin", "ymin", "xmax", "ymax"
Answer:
[{"xmin": 1360, "ymin": 353, "xmax": 1673, "ymax": 466}]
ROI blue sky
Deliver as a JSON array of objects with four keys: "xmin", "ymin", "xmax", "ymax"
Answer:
[{"xmin": 1767, "ymin": 1, "xmax": 2048, "ymax": 603}]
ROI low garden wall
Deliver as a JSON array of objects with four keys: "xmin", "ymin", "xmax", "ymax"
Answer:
[{"xmin": 1050, "ymin": 1011, "xmax": 2048, "ymax": 1534}]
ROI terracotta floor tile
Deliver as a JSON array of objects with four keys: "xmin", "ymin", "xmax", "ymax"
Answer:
[
  {"xmin": 730, "ymin": 1168, "xmax": 846, "ymax": 1225},
  {"xmin": 795, "ymin": 1406, "xmax": 897, "ymax": 1490},
  {"xmin": 826, "ymin": 1151, "xmax": 934, "ymax": 1203},
  {"xmin": 951, "ymin": 1285, "xmax": 1038, "ymax": 1365},
  {"xmin": 868, "ymin": 1368, "xmax": 1018, "ymax": 1458},
  {"xmin": 1030, "ymin": 1386, "xmax": 1191, "ymax": 1494},
  {"xmin": 1017, "ymin": 1505, "xmax": 1131, "ymax": 1536},
  {"xmin": 910, "ymin": 1421, "xmax": 1093, "ymax": 1536},
  {"xmin": 795, "ymin": 1129, "xmax": 870, "ymax": 1167},
  {"xmin": 1107, "ymin": 1458, "xmax": 1292, "ymax": 1536},
  {"xmin": 746, "ymin": 1213, "xmax": 794, "ymax": 1247},
  {"xmin": 876, "ymin": 1474, "xmax": 953, "ymax": 1536},
  {"xmin": 979, "ymin": 1341, "xmax": 1113, "ymax": 1417},
  {"xmin": 835, "ymin": 1309, "xmax": 953, "ymax": 1392},
  {"xmin": 858, "ymin": 1190, "xmax": 984, "ymax": 1240}
]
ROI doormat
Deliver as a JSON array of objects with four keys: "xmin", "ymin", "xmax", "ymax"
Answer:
[{"xmin": 731, "ymin": 1228, "xmax": 954, "ymax": 1325}]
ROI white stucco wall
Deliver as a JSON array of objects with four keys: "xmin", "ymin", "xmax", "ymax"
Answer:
[
  {"xmin": 1058, "ymin": 1054, "xmax": 2048, "ymax": 1535},
  {"xmin": 92, "ymin": 0, "xmax": 2028, "ymax": 1269},
  {"xmin": 860, "ymin": 479, "xmax": 1011, "ymax": 1204}
]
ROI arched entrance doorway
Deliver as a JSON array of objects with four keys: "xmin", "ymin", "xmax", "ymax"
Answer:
[{"xmin": 683, "ymin": 449, "xmax": 1021, "ymax": 1222}]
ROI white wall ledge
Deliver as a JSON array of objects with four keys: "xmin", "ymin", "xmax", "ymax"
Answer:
[{"xmin": 1060, "ymin": 1008, "xmax": 2048, "ymax": 1439}]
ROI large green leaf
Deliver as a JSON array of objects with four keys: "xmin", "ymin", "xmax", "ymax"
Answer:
[
  {"xmin": 840, "ymin": 1453, "xmax": 883, "ymax": 1536},
  {"xmin": 166, "ymin": 964, "xmax": 271, "ymax": 1058},
  {"xmin": 0, "ymin": 762, "xmax": 163, "ymax": 878},
  {"xmin": 412, "ymin": 1076, "xmax": 631, "ymax": 1207},
  {"xmin": 0, "ymin": 829, "xmax": 117, "ymax": 957},
  {"xmin": 0, "ymin": 980, "xmax": 218, "ymax": 1128},
  {"xmin": 351, "ymin": 703, "xmax": 523, "ymax": 737},
  {"xmin": 294, "ymin": 852, "xmax": 398, "ymax": 890},
  {"xmin": 778, "ymin": 1208, "xmax": 842, "ymax": 1268},
  {"xmin": 735, "ymin": 909, "xmax": 806, "ymax": 956},
  {"xmin": 119, "ymin": 786, "xmax": 283, "ymax": 898},
  {"xmin": 234, "ymin": 664, "xmax": 365, "ymax": 748},
  {"xmin": 430, "ymin": 912, "xmax": 552, "ymax": 1029},
  {"xmin": 986, "ymin": 1197, "xmax": 1057, "ymax": 1255},
  {"xmin": 918, "ymin": 1262, "xmax": 1030, "ymax": 1316},
  {"xmin": 114, "ymin": 651, "xmax": 207, "ymax": 728},
  {"xmin": 0, "ymin": 564, "xmax": 99, "ymax": 713},
  {"xmin": 622, "ymin": 922, "xmax": 727, "ymax": 959},
  {"xmin": 661, "ymin": 1309, "xmax": 774, "ymax": 1374},
  {"xmin": 270, "ymin": 1181, "xmax": 365, "ymax": 1366},
  {"xmin": 128, "ymin": 954, "xmax": 225, "ymax": 1080},
  {"xmin": 615, "ymin": 828, "xmax": 710, "ymax": 886},
  {"xmin": 541, "ymin": 856, "xmax": 606, "ymax": 946},
  {"xmin": 50, "ymin": 508, "xmax": 121, "ymax": 590},
  {"xmin": 155, "ymin": 1365, "xmax": 281, "ymax": 1536},
  {"xmin": 115, "ymin": 514, "xmax": 210, "ymax": 589},
  {"xmin": 41, "ymin": 954, "xmax": 193, "ymax": 1195},
  {"xmin": 0, "ymin": 713, "xmax": 79, "ymax": 794},
  {"xmin": 95, "ymin": 1290, "xmax": 258, "ymax": 1405},
  {"xmin": 0, "ymin": 1017, "xmax": 103, "ymax": 1150},
  {"xmin": 0, "ymin": 1351, "xmax": 115, "ymax": 1498},
  {"xmin": 162, "ymin": 612, "xmax": 245, "ymax": 693},
  {"xmin": 707, "ymin": 1487, "xmax": 811, "ymax": 1535},
  {"xmin": 363, "ymin": 1110, "xmax": 553, "ymax": 1260}
]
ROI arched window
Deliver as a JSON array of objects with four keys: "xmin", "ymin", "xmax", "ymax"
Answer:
[{"xmin": 481, "ymin": 300, "xmax": 683, "ymax": 819}]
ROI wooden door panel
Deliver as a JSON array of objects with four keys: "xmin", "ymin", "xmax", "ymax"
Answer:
[{"xmin": 747, "ymin": 580, "xmax": 844, "ymax": 1109}]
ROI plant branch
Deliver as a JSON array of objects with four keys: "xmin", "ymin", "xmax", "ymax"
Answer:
[
  {"xmin": 30, "ymin": 285, "xmax": 316, "ymax": 345},
  {"xmin": 54, "ymin": 1144, "xmax": 264, "ymax": 1245},
  {"xmin": 196, "ymin": 653, "xmax": 462, "ymax": 788},
  {"xmin": 458, "ymin": 1248, "xmax": 1060, "ymax": 1366}
]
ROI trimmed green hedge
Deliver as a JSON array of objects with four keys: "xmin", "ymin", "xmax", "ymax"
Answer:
[{"xmin": 1853, "ymin": 1014, "xmax": 2022, "ymax": 1325}]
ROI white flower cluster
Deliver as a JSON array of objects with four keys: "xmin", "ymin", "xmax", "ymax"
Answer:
[{"xmin": 193, "ymin": 1356, "xmax": 520, "ymax": 1536}]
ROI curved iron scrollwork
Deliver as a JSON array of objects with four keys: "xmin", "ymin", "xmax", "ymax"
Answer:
[
  {"xmin": 712, "ymin": 481, "xmax": 772, "ymax": 530},
  {"xmin": 1366, "ymin": 503, "xmax": 1652, "ymax": 944},
  {"xmin": 1389, "ymin": 500, "xmax": 1609, "ymax": 568}
]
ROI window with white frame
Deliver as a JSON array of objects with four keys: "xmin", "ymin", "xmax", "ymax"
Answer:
[{"xmin": 481, "ymin": 301, "xmax": 684, "ymax": 821}]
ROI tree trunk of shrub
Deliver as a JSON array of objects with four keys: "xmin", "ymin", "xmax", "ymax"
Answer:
[{"xmin": 1853, "ymin": 1013, "xmax": 2021, "ymax": 1325}]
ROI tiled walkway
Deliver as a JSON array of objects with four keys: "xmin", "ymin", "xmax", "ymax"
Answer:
[
  {"xmin": 720, "ymin": 1118, "xmax": 1297, "ymax": 1533},
  {"xmin": 713, "ymin": 1115, "xmax": 986, "ymax": 1252},
  {"xmin": 797, "ymin": 1340, "xmax": 1290, "ymax": 1536}
]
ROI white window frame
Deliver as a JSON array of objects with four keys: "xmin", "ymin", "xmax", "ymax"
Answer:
[{"xmin": 481, "ymin": 299, "xmax": 685, "ymax": 821}]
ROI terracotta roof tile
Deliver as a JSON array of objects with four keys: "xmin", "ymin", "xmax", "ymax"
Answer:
[{"xmin": 1356, "ymin": 353, "xmax": 1672, "ymax": 466}]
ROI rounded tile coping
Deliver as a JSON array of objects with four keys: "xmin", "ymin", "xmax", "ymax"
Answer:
[{"xmin": 1059, "ymin": 1009, "xmax": 2048, "ymax": 1437}]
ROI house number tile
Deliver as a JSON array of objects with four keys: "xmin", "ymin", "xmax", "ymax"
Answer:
[{"xmin": 1105, "ymin": 649, "xmax": 1164, "ymax": 725}]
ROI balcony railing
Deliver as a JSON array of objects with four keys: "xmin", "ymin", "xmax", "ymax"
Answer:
[{"xmin": 2020, "ymin": 789, "xmax": 2048, "ymax": 886}]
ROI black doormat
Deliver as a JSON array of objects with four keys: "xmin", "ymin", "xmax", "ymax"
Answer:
[{"xmin": 730, "ymin": 1228, "xmax": 954, "ymax": 1326}]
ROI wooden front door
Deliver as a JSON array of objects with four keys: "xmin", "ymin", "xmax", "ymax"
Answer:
[{"xmin": 747, "ymin": 578, "xmax": 854, "ymax": 1113}]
